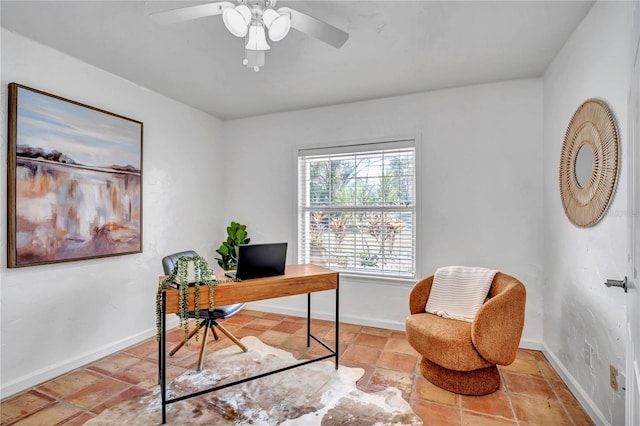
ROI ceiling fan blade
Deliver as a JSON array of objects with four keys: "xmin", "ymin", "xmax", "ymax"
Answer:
[
  {"xmin": 150, "ymin": 2, "xmax": 234, "ymax": 26},
  {"xmin": 278, "ymin": 7, "xmax": 349, "ymax": 48}
]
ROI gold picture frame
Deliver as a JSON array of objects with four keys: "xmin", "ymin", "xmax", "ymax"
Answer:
[{"xmin": 7, "ymin": 83, "xmax": 143, "ymax": 267}]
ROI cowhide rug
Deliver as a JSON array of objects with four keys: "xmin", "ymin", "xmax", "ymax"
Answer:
[{"xmin": 86, "ymin": 336, "xmax": 423, "ymax": 425}]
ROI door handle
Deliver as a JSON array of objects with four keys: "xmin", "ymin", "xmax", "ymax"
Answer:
[{"xmin": 604, "ymin": 277, "xmax": 627, "ymax": 293}]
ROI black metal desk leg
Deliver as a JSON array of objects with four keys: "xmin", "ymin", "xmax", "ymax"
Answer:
[
  {"xmin": 307, "ymin": 293, "xmax": 311, "ymax": 347},
  {"xmin": 335, "ymin": 275, "xmax": 339, "ymax": 370},
  {"xmin": 158, "ymin": 308, "xmax": 162, "ymax": 385},
  {"xmin": 160, "ymin": 292, "xmax": 167, "ymax": 424}
]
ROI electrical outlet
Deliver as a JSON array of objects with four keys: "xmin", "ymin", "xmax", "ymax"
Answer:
[
  {"xmin": 610, "ymin": 365, "xmax": 619, "ymax": 391},
  {"xmin": 584, "ymin": 341, "xmax": 593, "ymax": 368}
]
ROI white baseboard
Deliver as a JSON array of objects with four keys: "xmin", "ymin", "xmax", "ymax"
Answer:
[
  {"xmin": 519, "ymin": 339, "xmax": 542, "ymax": 351},
  {"xmin": 0, "ymin": 306, "xmax": 545, "ymax": 401},
  {"xmin": 248, "ymin": 302, "xmax": 544, "ymax": 353},
  {"xmin": 0, "ymin": 317, "xmax": 180, "ymax": 399},
  {"xmin": 247, "ymin": 301, "xmax": 407, "ymax": 331},
  {"xmin": 542, "ymin": 343, "xmax": 608, "ymax": 426}
]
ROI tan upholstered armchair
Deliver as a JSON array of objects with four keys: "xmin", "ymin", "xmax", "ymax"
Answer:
[{"xmin": 405, "ymin": 272, "xmax": 526, "ymax": 395}]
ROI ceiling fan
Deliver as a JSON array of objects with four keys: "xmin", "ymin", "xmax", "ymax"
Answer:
[{"xmin": 150, "ymin": 0, "xmax": 349, "ymax": 72}]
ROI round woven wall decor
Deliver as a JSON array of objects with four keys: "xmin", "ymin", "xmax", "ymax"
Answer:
[{"xmin": 559, "ymin": 98, "xmax": 619, "ymax": 227}]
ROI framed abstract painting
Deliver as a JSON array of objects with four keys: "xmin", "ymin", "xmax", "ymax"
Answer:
[{"xmin": 7, "ymin": 83, "xmax": 143, "ymax": 267}]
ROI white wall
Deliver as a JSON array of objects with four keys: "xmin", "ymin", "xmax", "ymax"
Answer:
[
  {"xmin": 542, "ymin": 2, "xmax": 631, "ymax": 425},
  {"xmin": 0, "ymin": 29, "xmax": 226, "ymax": 397},
  {"xmin": 222, "ymin": 79, "xmax": 544, "ymax": 346}
]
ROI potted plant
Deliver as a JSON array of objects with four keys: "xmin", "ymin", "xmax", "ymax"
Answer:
[
  {"xmin": 215, "ymin": 221, "xmax": 250, "ymax": 270},
  {"xmin": 156, "ymin": 254, "xmax": 218, "ymax": 343}
]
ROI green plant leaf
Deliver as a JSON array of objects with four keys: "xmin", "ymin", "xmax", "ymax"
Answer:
[
  {"xmin": 156, "ymin": 254, "xmax": 218, "ymax": 345},
  {"xmin": 216, "ymin": 221, "xmax": 250, "ymax": 271}
]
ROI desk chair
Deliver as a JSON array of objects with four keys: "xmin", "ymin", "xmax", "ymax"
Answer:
[{"xmin": 162, "ymin": 250, "xmax": 248, "ymax": 371}]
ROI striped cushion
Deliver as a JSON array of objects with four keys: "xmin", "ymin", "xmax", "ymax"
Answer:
[{"xmin": 424, "ymin": 266, "xmax": 497, "ymax": 323}]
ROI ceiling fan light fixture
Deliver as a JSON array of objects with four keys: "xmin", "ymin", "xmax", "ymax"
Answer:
[
  {"xmin": 266, "ymin": 13, "xmax": 290, "ymax": 41},
  {"xmin": 261, "ymin": 8, "xmax": 279, "ymax": 28},
  {"xmin": 243, "ymin": 49, "xmax": 265, "ymax": 72},
  {"xmin": 151, "ymin": 0, "xmax": 350, "ymax": 71},
  {"xmin": 245, "ymin": 24, "xmax": 270, "ymax": 51},
  {"xmin": 222, "ymin": 4, "xmax": 251, "ymax": 37}
]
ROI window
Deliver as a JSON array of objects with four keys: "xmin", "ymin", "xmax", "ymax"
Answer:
[{"xmin": 297, "ymin": 139, "xmax": 416, "ymax": 278}]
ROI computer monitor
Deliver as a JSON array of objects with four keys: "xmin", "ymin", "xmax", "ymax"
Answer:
[{"xmin": 226, "ymin": 242, "xmax": 287, "ymax": 280}]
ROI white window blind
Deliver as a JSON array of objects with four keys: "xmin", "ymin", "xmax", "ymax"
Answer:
[{"xmin": 297, "ymin": 140, "xmax": 416, "ymax": 278}]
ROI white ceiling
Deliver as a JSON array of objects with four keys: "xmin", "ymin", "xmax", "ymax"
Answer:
[{"xmin": 1, "ymin": 1, "xmax": 594, "ymax": 120}]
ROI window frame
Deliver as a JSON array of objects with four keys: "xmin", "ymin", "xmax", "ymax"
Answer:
[{"xmin": 294, "ymin": 134, "xmax": 421, "ymax": 282}]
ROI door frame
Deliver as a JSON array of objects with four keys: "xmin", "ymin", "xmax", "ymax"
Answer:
[{"xmin": 626, "ymin": 2, "xmax": 640, "ymax": 424}]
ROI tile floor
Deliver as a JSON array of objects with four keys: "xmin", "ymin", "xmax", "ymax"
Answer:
[{"xmin": 1, "ymin": 309, "xmax": 594, "ymax": 425}]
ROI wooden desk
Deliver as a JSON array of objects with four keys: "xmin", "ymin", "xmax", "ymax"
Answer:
[{"xmin": 158, "ymin": 264, "xmax": 339, "ymax": 424}]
